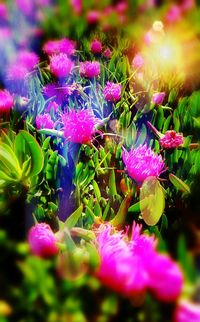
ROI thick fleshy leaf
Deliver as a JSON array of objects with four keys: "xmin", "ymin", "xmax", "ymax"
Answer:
[
  {"xmin": 169, "ymin": 173, "xmax": 190, "ymax": 193},
  {"xmin": 140, "ymin": 177, "xmax": 165, "ymax": 226},
  {"xmin": 109, "ymin": 169, "xmax": 117, "ymax": 197},
  {"xmin": 65, "ymin": 205, "xmax": 83, "ymax": 229},
  {"xmin": 14, "ymin": 131, "xmax": 44, "ymax": 177},
  {"xmin": 0, "ymin": 142, "xmax": 21, "ymax": 177},
  {"xmin": 111, "ymin": 192, "xmax": 132, "ymax": 227}
]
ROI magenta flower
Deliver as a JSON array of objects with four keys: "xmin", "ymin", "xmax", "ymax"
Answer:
[
  {"xmin": 181, "ymin": 0, "xmax": 195, "ymax": 12},
  {"xmin": 95, "ymin": 224, "xmax": 152, "ymax": 295},
  {"xmin": 95, "ymin": 223, "xmax": 183, "ymax": 300},
  {"xmin": 70, "ymin": 0, "xmax": 82, "ymax": 15},
  {"xmin": 122, "ymin": 144, "xmax": 165, "ymax": 184},
  {"xmin": 7, "ymin": 63, "xmax": 29, "ymax": 80},
  {"xmin": 165, "ymin": 5, "xmax": 182, "ymax": 23},
  {"xmin": 103, "ymin": 82, "xmax": 122, "ymax": 102},
  {"xmin": 28, "ymin": 223, "xmax": 59, "ymax": 258},
  {"xmin": 103, "ymin": 48, "xmax": 112, "ymax": 59},
  {"xmin": 0, "ymin": 90, "xmax": 13, "ymax": 113},
  {"xmin": 50, "ymin": 54, "xmax": 74, "ymax": 78},
  {"xmin": 147, "ymin": 254, "xmax": 183, "ymax": 302},
  {"xmin": 16, "ymin": 51, "xmax": 39, "ymax": 71},
  {"xmin": 159, "ymin": 131, "xmax": 184, "ymax": 149},
  {"xmin": 16, "ymin": 0, "xmax": 34, "ymax": 16},
  {"xmin": 43, "ymin": 83, "xmax": 71, "ymax": 104},
  {"xmin": 62, "ymin": 109, "xmax": 99, "ymax": 144},
  {"xmin": 132, "ymin": 54, "xmax": 144, "ymax": 69},
  {"xmin": 90, "ymin": 39, "xmax": 103, "ymax": 54},
  {"xmin": 36, "ymin": 114, "xmax": 54, "ymax": 130},
  {"xmin": 151, "ymin": 92, "xmax": 165, "ymax": 105},
  {"xmin": 86, "ymin": 10, "xmax": 101, "ymax": 24},
  {"xmin": 46, "ymin": 101, "xmax": 59, "ymax": 113},
  {"xmin": 0, "ymin": 3, "xmax": 8, "ymax": 20},
  {"xmin": 174, "ymin": 300, "xmax": 200, "ymax": 322},
  {"xmin": 43, "ymin": 38, "xmax": 76, "ymax": 56},
  {"xmin": 80, "ymin": 61, "xmax": 100, "ymax": 78}
]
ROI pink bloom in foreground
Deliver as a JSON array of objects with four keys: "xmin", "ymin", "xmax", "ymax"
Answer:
[
  {"xmin": 95, "ymin": 223, "xmax": 183, "ymax": 300},
  {"xmin": 16, "ymin": 51, "xmax": 39, "ymax": 70},
  {"xmin": 132, "ymin": 54, "xmax": 144, "ymax": 69},
  {"xmin": 0, "ymin": 90, "xmax": 13, "ymax": 113},
  {"xmin": 7, "ymin": 63, "xmax": 29, "ymax": 80},
  {"xmin": 103, "ymin": 82, "xmax": 122, "ymax": 102},
  {"xmin": 151, "ymin": 92, "xmax": 165, "ymax": 105},
  {"xmin": 95, "ymin": 224, "xmax": 152, "ymax": 295},
  {"xmin": 174, "ymin": 300, "xmax": 200, "ymax": 322},
  {"xmin": 43, "ymin": 38, "xmax": 76, "ymax": 56},
  {"xmin": 50, "ymin": 54, "xmax": 74, "ymax": 78},
  {"xmin": 36, "ymin": 114, "xmax": 54, "ymax": 129},
  {"xmin": 62, "ymin": 109, "xmax": 99, "ymax": 144},
  {"xmin": 28, "ymin": 223, "xmax": 58, "ymax": 258},
  {"xmin": 80, "ymin": 61, "xmax": 100, "ymax": 78},
  {"xmin": 122, "ymin": 144, "xmax": 165, "ymax": 184},
  {"xmin": 159, "ymin": 131, "xmax": 184, "ymax": 149},
  {"xmin": 90, "ymin": 39, "xmax": 103, "ymax": 54},
  {"xmin": 148, "ymin": 254, "xmax": 183, "ymax": 302}
]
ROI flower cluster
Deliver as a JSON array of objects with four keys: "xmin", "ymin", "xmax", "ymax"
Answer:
[
  {"xmin": 122, "ymin": 144, "xmax": 166, "ymax": 184},
  {"xmin": 103, "ymin": 82, "xmax": 122, "ymax": 102},
  {"xmin": 50, "ymin": 53, "xmax": 74, "ymax": 78},
  {"xmin": 80, "ymin": 61, "xmax": 100, "ymax": 78},
  {"xmin": 61, "ymin": 109, "xmax": 99, "ymax": 144},
  {"xmin": 36, "ymin": 114, "xmax": 54, "ymax": 130},
  {"xmin": 43, "ymin": 38, "xmax": 76, "ymax": 56},
  {"xmin": 0, "ymin": 89, "xmax": 13, "ymax": 113},
  {"xmin": 159, "ymin": 130, "xmax": 184, "ymax": 149},
  {"xmin": 28, "ymin": 223, "xmax": 59, "ymax": 258},
  {"xmin": 95, "ymin": 223, "xmax": 183, "ymax": 301}
]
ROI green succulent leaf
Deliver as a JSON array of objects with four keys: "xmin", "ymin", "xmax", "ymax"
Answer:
[
  {"xmin": 14, "ymin": 131, "xmax": 44, "ymax": 177},
  {"xmin": 169, "ymin": 173, "xmax": 190, "ymax": 193},
  {"xmin": 140, "ymin": 177, "xmax": 165, "ymax": 226},
  {"xmin": 65, "ymin": 205, "xmax": 83, "ymax": 230}
]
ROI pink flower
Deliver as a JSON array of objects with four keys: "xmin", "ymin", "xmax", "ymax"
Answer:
[
  {"xmin": 132, "ymin": 54, "xmax": 144, "ymax": 69},
  {"xmin": 148, "ymin": 254, "xmax": 183, "ymax": 302},
  {"xmin": 115, "ymin": 1, "xmax": 128, "ymax": 14},
  {"xmin": 86, "ymin": 10, "xmax": 101, "ymax": 24},
  {"xmin": 16, "ymin": 51, "xmax": 39, "ymax": 70},
  {"xmin": 7, "ymin": 63, "xmax": 29, "ymax": 80},
  {"xmin": 181, "ymin": 0, "xmax": 195, "ymax": 12},
  {"xmin": 0, "ymin": 3, "xmax": 8, "ymax": 20},
  {"xmin": 90, "ymin": 39, "xmax": 103, "ymax": 54},
  {"xmin": 43, "ymin": 83, "xmax": 71, "ymax": 104},
  {"xmin": 122, "ymin": 144, "xmax": 165, "ymax": 184},
  {"xmin": 103, "ymin": 48, "xmax": 112, "ymax": 59},
  {"xmin": 165, "ymin": 5, "xmax": 182, "ymax": 23},
  {"xmin": 95, "ymin": 224, "xmax": 152, "ymax": 295},
  {"xmin": 16, "ymin": 0, "xmax": 34, "ymax": 17},
  {"xmin": 151, "ymin": 92, "xmax": 165, "ymax": 105},
  {"xmin": 0, "ymin": 27, "xmax": 12, "ymax": 40},
  {"xmin": 103, "ymin": 82, "xmax": 122, "ymax": 102},
  {"xmin": 62, "ymin": 109, "xmax": 99, "ymax": 144},
  {"xmin": 80, "ymin": 61, "xmax": 100, "ymax": 78},
  {"xmin": 43, "ymin": 38, "xmax": 76, "ymax": 56},
  {"xmin": 70, "ymin": 0, "xmax": 82, "ymax": 15},
  {"xmin": 28, "ymin": 223, "xmax": 58, "ymax": 258},
  {"xmin": 46, "ymin": 101, "xmax": 59, "ymax": 113},
  {"xmin": 174, "ymin": 300, "xmax": 200, "ymax": 322},
  {"xmin": 36, "ymin": 114, "xmax": 54, "ymax": 129},
  {"xmin": 0, "ymin": 90, "xmax": 13, "ymax": 113},
  {"xmin": 95, "ymin": 223, "xmax": 183, "ymax": 300},
  {"xmin": 50, "ymin": 54, "xmax": 74, "ymax": 78},
  {"xmin": 159, "ymin": 131, "xmax": 184, "ymax": 149}
]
